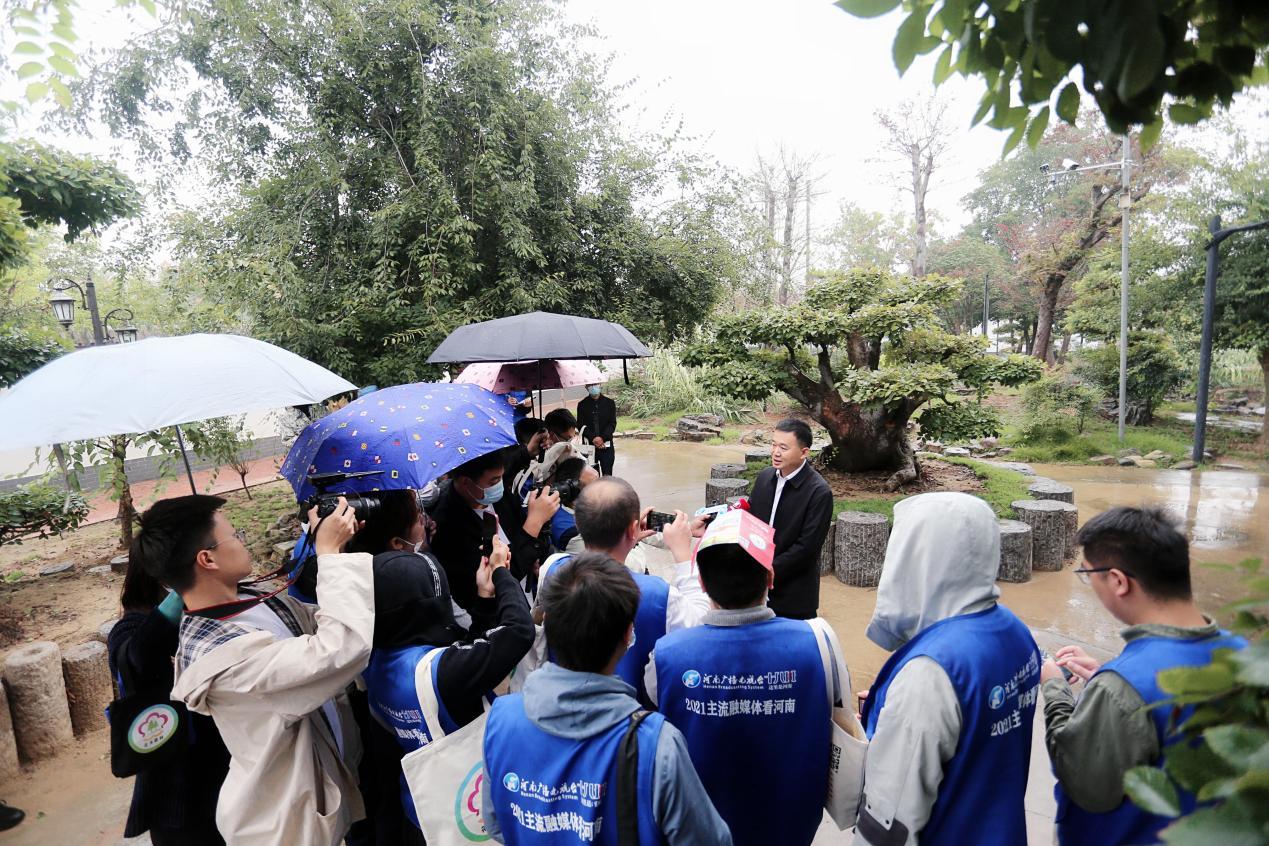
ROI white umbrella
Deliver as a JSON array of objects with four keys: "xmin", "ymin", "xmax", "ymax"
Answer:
[{"xmin": 0, "ymin": 333, "xmax": 356, "ymax": 490}]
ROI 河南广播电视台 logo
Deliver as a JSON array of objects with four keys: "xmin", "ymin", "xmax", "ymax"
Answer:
[
  {"xmin": 503, "ymin": 772, "xmax": 520, "ymax": 792},
  {"xmin": 682, "ymin": 670, "xmax": 701, "ymax": 688},
  {"xmin": 989, "ymin": 685, "xmax": 1006, "ymax": 709}
]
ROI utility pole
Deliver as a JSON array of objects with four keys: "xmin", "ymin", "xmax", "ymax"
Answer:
[
  {"xmin": 1117, "ymin": 135, "xmax": 1131, "ymax": 442},
  {"xmin": 982, "ymin": 274, "xmax": 990, "ymax": 339}
]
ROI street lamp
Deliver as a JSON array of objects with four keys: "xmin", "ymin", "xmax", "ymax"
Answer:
[
  {"xmin": 1044, "ymin": 135, "xmax": 1133, "ymax": 441},
  {"xmin": 47, "ymin": 276, "xmax": 136, "ymax": 346},
  {"xmin": 104, "ymin": 308, "xmax": 138, "ymax": 343},
  {"xmin": 49, "ymin": 290, "xmax": 76, "ymax": 327}
]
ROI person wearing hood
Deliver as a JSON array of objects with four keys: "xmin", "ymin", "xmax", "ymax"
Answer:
[
  {"xmin": 481, "ymin": 553, "xmax": 732, "ymax": 845},
  {"xmin": 857, "ymin": 492, "xmax": 1041, "ymax": 846},
  {"xmin": 577, "ymin": 382, "xmax": 617, "ymax": 475},
  {"xmin": 363, "ymin": 533, "xmax": 534, "ymax": 844}
]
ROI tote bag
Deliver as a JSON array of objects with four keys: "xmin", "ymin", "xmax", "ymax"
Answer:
[
  {"xmin": 400, "ymin": 648, "xmax": 493, "ymax": 845},
  {"xmin": 809, "ymin": 617, "xmax": 869, "ymax": 829}
]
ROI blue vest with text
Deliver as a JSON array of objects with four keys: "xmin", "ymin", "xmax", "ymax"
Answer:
[
  {"xmin": 483, "ymin": 693, "xmax": 664, "ymax": 846},
  {"xmin": 654, "ymin": 617, "xmax": 829, "ymax": 846},
  {"xmin": 363, "ymin": 644, "xmax": 459, "ymax": 830},
  {"xmin": 1055, "ymin": 630, "xmax": 1247, "ymax": 846},
  {"xmin": 862, "ymin": 604, "xmax": 1040, "ymax": 846}
]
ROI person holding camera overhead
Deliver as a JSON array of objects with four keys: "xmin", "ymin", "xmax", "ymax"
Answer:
[{"xmin": 133, "ymin": 494, "xmax": 373, "ymax": 846}]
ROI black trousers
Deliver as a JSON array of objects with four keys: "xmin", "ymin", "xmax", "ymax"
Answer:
[{"xmin": 595, "ymin": 446, "xmax": 615, "ymax": 476}]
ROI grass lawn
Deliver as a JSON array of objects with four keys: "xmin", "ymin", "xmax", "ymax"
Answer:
[{"xmin": 997, "ymin": 416, "xmax": 1262, "ymax": 466}]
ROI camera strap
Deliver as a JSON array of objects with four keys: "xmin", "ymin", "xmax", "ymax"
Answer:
[{"xmin": 185, "ymin": 518, "xmax": 323, "ymax": 621}]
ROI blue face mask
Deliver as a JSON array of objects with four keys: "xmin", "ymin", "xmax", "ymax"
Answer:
[
  {"xmin": 588, "ymin": 385, "xmax": 602, "ymax": 397},
  {"xmin": 478, "ymin": 482, "xmax": 504, "ymax": 506}
]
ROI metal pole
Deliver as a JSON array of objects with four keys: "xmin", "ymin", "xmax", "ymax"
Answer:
[
  {"xmin": 173, "ymin": 425, "xmax": 198, "ymax": 495},
  {"xmin": 1117, "ymin": 135, "xmax": 1131, "ymax": 441},
  {"xmin": 1193, "ymin": 216, "xmax": 1222, "ymax": 464},
  {"xmin": 84, "ymin": 279, "xmax": 106, "ymax": 346},
  {"xmin": 982, "ymin": 274, "xmax": 989, "ymax": 338}
]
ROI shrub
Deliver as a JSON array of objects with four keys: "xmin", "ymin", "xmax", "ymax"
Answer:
[
  {"xmin": 0, "ymin": 484, "xmax": 89, "ymax": 546},
  {"xmin": 1018, "ymin": 371, "xmax": 1102, "ymax": 444},
  {"xmin": 918, "ymin": 400, "xmax": 1003, "ymax": 443},
  {"xmin": 623, "ymin": 347, "xmax": 756, "ymax": 423},
  {"xmin": 1076, "ymin": 330, "xmax": 1185, "ymax": 425}
]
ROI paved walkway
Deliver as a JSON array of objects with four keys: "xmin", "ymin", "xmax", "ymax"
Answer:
[{"xmin": 81, "ymin": 455, "xmax": 286, "ymax": 524}]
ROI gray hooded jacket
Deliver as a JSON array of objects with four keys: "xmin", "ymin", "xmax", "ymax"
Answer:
[
  {"xmin": 857, "ymin": 493, "xmax": 1007, "ymax": 846},
  {"xmin": 481, "ymin": 662, "xmax": 732, "ymax": 845}
]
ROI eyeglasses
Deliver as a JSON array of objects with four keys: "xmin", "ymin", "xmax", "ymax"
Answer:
[
  {"xmin": 206, "ymin": 529, "xmax": 247, "ymax": 550},
  {"xmin": 1074, "ymin": 566, "xmax": 1134, "ymax": 585}
]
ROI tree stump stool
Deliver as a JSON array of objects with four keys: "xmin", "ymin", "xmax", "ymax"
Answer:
[
  {"xmin": 62, "ymin": 641, "xmax": 112, "ymax": 736},
  {"xmin": 1062, "ymin": 508, "xmax": 1080, "ymax": 561},
  {"xmin": 705, "ymin": 478, "xmax": 748, "ymax": 508},
  {"xmin": 710, "ymin": 463, "xmax": 746, "ymax": 480},
  {"xmin": 1028, "ymin": 478, "xmax": 1075, "ymax": 504},
  {"xmin": 819, "ymin": 520, "xmax": 837, "ymax": 576},
  {"xmin": 1011, "ymin": 500, "xmax": 1077, "ymax": 572},
  {"xmin": 744, "ymin": 448, "xmax": 769, "ymax": 465},
  {"xmin": 833, "ymin": 512, "xmax": 890, "ymax": 587},
  {"xmin": 0, "ymin": 681, "xmax": 20, "ymax": 782},
  {"xmin": 3, "ymin": 641, "xmax": 73, "ymax": 763},
  {"xmin": 94, "ymin": 619, "xmax": 118, "ymax": 644},
  {"xmin": 997, "ymin": 519, "xmax": 1033, "ymax": 583}
]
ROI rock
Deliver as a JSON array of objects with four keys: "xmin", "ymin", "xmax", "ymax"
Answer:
[
  {"xmin": 991, "ymin": 461, "xmax": 1037, "ymax": 476},
  {"xmin": 94, "ymin": 619, "xmax": 117, "ymax": 644},
  {"xmin": 709, "ymin": 463, "xmax": 747, "ymax": 480},
  {"xmin": 996, "ymin": 447, "xmax": 1013, "ymax": 456},
  {"xmin": 0, "ymin": 681, "xmax": 19, "ymax": 782},
  {"xmin": 1117, "ymin": 456, "xmax": 1136, "ymax": 467},
  {"xmin": 631, "ymin": 432, "xmax": 656, "ymax": 440},
  {"xmin": 943, "ymin": 447, "xmax": 971, "ymax": 457},
  {"xmin": 980, "ymin": 437, "xmax": 1000, "ymax": 449},
  {"xmin": 1253, "ymin": 406, "xmax": 1265, "ymax": 417},
  {"xmin": 1117, "ymin": 448, "xmax": 1141, "ymax": 459},
  {"xmin": 1215, "ymin": 462, "xmax": 1246, "ymax": 471},
  {"xmin": 818, "ymin": 521, "xmax": 837, "ymax": 577},
  {"xmin": 967, "ymin": 440, "xmax": 982, "ymax": 452},
  {"xmin": 1012, "ymin": 500, "xmax": 1077, "ymax": 572},
  {"xmin": 1029, "ymin": 478, "xmax": 1075, "ymax": 504},
  {"xmin": 833, "ymin": 512, "xmax": 890, "ymax": 587},
  {"xmin": 37, "ymin": 562, "xmax": 74, "ymax": 577},
  {"xmin": 3, "ymin": 641, "xmax": 73, "ymax": 763},
  {"xmin": 980, "ymin": 451, "xmax": 998, "ymax": 458},
  {"xmin": 810, "ymin": 440, "xmax": 830, "ymax": 454},
  {"xmin": 705, "ymin": 478, "xmax": 748, "ymax": 508},
  {"xmin": 678, "ymin": 432, "xmax": 709, "ymax": 443},
  {"xmin": 1172, "ymin": 460, "xmax": 1197, "ymax": 471},
  {"xmin": 997, "ymin": 519, "xmax": 1033, "ymax": 583},
  {"xmin": 62, "ymin": 641, "xmax": 112, "ymax": 736},
  {"xmin": 272, "ymin": 540, "xmax": 297, "ymax": 557},
  {"xmin": 744, "ymin": 448, "xmax": 769, "ymax": 465},
  {"xmin": 921, "ymin": 441, "xmax": 944, "ymax": 454},
  {"xmin": 1142, "ymin": 450, "xmax": 1165, "ymax": 461},
  {"xmin": 1089, "ymin": 455, "xmax": 1115, "ymax": 465},
  {"xmin": 87, "ymin": 565, "xmax": 112, "ymax": 576},
  {"xmin": 1129, "ymin": 457, "xmax": 1157, "ymax": 468},
  {"xmin": 110, "ymin": 554, "xmax": 129, "ymax": 574}
]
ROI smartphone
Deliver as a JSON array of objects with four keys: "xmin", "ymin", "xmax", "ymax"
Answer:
[
  {"xmin": 645, "ymin": 511, "xmax": 676, "ymax": 532},
  {"xmin": 1042, "ymin": 651, "xmax": 1076, "ymax": 682}
]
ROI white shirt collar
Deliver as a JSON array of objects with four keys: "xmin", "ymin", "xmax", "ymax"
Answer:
[{"xmin": 778, "ymin": 460, "xmax": 806, "ymax": 482}]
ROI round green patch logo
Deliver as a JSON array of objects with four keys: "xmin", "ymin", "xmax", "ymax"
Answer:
[
  {"xmin": 128, "ymin": 704, "xmax": 179, "ymax": 754},
  {"xmin": 453, "ymin": 761, "xmax": 491, "ymax": 841}
]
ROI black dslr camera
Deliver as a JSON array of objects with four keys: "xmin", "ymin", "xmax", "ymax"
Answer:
[
  {"xmin": 299, "ymin": 471, "xmax": 387, "ymax": 522},
  {"xmin": 529, "ymin": 476, "xmax": 582, "ymax": 507}
]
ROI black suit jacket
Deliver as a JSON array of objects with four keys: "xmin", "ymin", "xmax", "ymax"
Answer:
[
  {"xmin": 747, "ymin": 463, "xmax": 834, "ymax": 619},
  {"xmin": 576, "ymin": 394, "xmax": 617, "ymax": 447}
]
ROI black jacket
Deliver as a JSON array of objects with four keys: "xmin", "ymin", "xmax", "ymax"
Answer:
[
  {"xmin": 108, "ymin": 609, "xmax": 230, "ymax": 840},
  {"xmin": 576, "ymin": 394, "xmax": 617, "ymax": 447},
  {"xmin": 747, "ymin": 463, "xmax": 834, "ymax": 619},
  {"xmin": 427, "ymin": 479, "xmax": 547, "ymax": 612}
]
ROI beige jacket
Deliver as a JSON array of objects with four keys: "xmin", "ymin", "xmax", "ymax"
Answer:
[{"xmin": 171, "ymin": 552, "xmax": 375, "ymax": 846}]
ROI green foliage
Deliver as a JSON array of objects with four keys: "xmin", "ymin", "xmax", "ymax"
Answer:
[
  {"xmin": 0, "ymin": 326, "xmax": 64, "ymax": 387},
  {"xmin": 1122, "ymin": 559, "xmax": 1267, "ymax": 844},
  {"xmin": 621, "ymin": 348, "xmax": 756, "ymax": 424},
  {"xmin": 1018, "ymin": 370, "xmax": 1103, "ymax": 443},
  {"xmin": 1208, "ymin": 350, "xmax": 1262, "ymax": 391},
  {"xmin": 0, "ymin": 141, "xmax": 140, "ymax": 268},
  {"xmin": 917, "ymin": 400, "xmax": 1003, "ymax": 443},
  {"xmin": 0, "ymin": 483, "xmax": 89, "ymax": 546},
  {"xmin": 183, "ymin": 416, "xmax": 254, "ymax": 498},
  {"xmin": 1214, "ymin": 231, "xmax": 1269, "ymax": 366},
  {"xmin": 835, "ymin": 0, "xmax": 1269, "ymax": 145},
  {"xmin": 1076, "ymin": 330, "xmax": 1185, "ymax": 423}
]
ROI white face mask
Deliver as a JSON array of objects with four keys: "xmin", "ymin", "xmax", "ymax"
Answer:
[{"xmin": 396, "ymin": 537, "xmax": 424, "ymax": 554}]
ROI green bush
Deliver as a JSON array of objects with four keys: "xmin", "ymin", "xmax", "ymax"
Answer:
[
  {"xmin": 1122, "ymin": 559, "xmax": 1267, "ymax": 844},
  {"xmin": 1076, "ymin": 330, "xmax": 1185, "ymax": 425},
  {"xmin": 1018, "ymin": 371, "xmax": 1102, "ymax": 444},
  {"xmin": 623, "ymin": 347, "xmax": 756, "ymax": 423},
  {"xmin": 0, "ymin": 484, "xmax": 89, "ymax": 546},
  {"xmin": 917, "ymin": 400, "xmax": 1003, "ymax": 443}
]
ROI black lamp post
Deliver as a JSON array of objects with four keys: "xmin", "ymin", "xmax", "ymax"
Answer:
[{"xmin": 47, "ymin": 276, "xmax": 137, "ymax": 346}]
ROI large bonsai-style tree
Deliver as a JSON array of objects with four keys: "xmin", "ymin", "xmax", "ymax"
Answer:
[{"xmin": 684, "ymin": 268, "xmax": 1042, "ymax": 488}]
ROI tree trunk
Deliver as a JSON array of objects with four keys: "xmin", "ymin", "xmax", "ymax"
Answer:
[
  {"xmin": 911, "ymin": 147, "xmax": 928, "ymax": 278},
  {"xmin": 111, "ymin": 437, "xmax": 136, "ymax": 550},
  {"xmin": 764, "ymin": 190, "xmax": 777, "ymax": 302},
  {"xmin": 1057, "ymin": 332, "xmax": 1072, "ymax": 363},
  {"xmin": 1261, "ymin": 347, "xmax": 1269, "ymax": 446},
  {"xmin": 779, "ymin": 172, "xmax": 798, "ymax": 305},
  {"xmin": 1033, "ymin": 276, "xmax": 1062, "ymax": 364},
  {"xmin": 817, "ymin": 398, "xmax": 917, "ymax": 490}
]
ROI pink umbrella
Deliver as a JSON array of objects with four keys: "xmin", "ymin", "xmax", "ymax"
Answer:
[{"xmin": 454, "ymin": 359, "xmax": 609, "ymax": 392}]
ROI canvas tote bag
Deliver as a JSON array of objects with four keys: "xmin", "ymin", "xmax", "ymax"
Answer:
[
  {"xmin": 809, "ymin": 617, "xmax": 869, "ymax": 829},
  {"xmin": 399, "ymin": 647, "xmax": 493, "ymax": 844}
]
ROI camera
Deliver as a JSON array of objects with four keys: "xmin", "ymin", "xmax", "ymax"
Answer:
[
  {"xmin": 299, "ymin": 471, "xmax": 387, "ymax": 522},
  {"xmin": 529, "ymin": 476, "xmax": 582, "ymax": 508}
]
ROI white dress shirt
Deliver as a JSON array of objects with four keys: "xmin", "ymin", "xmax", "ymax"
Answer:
[{"xmin": 771, "ymin": 459, "xmax": 806, "ymax": 522}]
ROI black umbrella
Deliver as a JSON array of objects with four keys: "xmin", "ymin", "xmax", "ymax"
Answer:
[{"xmin": 426, "ymin": 312, "xmax": 652, "ymax": 364}]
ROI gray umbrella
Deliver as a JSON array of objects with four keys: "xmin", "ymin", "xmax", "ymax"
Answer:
[{"xmin": 426, "ymin": 311, "xmax": 652, "ymax": 364}]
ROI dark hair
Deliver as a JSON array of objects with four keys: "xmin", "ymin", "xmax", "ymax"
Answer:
[
  {"xmin": 119, "ymin": 553, "xmax": 168, "ymax": 613},
  {"xmin": 1076, "ymin": 506, "xmax": 1192, "ymax": 601},
  {"xmin": 345, "ymin": 489, "xmax": 420, "ymax": 555},
  {"xmin": 774, "ymin": 418, "xmax": 813, "ymax": 449},
  {"xmin": 540, "ymin": 552, "xmax": 640, "ymax": 672},
  {"xmin": 697, "ymin": 545, "xmax": 769, "ymax": 609},
  {"xmin": 131, "ymin": 495, "xmax": 226, "ymax": 593},
  {"xmin": 452, "ymin": 448, "xmax": 507, "ymax": 480},
  {"xmin": 514, "ymin": 417, "xmax": 546, "ymax": 445},
  {"xmin": 552, "ymin": 456, "xmax": 587, "ymax": 484},
  {"xmin": 544, "ymin": 408, "xmax": 578, "ymax": 437},
  {"xmin": 574, "ymin": 477, "xmax": 640, "ymax": 551}
]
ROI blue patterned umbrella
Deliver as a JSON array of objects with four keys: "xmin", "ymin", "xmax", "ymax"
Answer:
[{"xmin": 280, "ymin": 382, "xmax": 516, "ymax": 501}]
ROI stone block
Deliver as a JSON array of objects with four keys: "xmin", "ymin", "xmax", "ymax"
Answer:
[
  {"xmin": 1088, "ymin": 455, "xmax": 1115, "ymax": 465},
  {"xmin": 1028, "ymin": 478, "xmax": 1075, "ymax": 504},
  {"xmin": 744, "ymin": 448, "xmax": 769, "ymax": 465},
  {"xmin": 1172, "ymin": 460, "xmax": 1197, "ymax": 471},
  {"xmin": 709, "ymin": 463, "xmax": 746, "ymax": 480},
  {"xmin": 62, "ymin": 641, "xmax": 111, "ymax": 736},
  {"xmin": 1011, "ymin": 500, "xmax": 1077, "ymax": 572},
  {"xmin": 997, "ymin": 519, "xmax": 1033, "ymax": 583},
  {"xmin": 833, "ymin": 512, "xmax": 890, "ymax": 587},
  {"xmin": 0, "ymin": 680, "xmax": 19, "ymax": 782},
  {"xmin": 705, "ymin": 478, "xmax": 748, "ymax": 508},
  {"xmin": 37, "ymin": 562, "xmax": 73, "ymax": 577},
  {"xmin": 3, "ymin": 642, "xmax": 73, "ymax": 763},
  {"xmin": 818, "ymin": 521, "xmax": 837, "ymax": 577}
]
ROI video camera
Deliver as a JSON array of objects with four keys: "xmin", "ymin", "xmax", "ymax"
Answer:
[
  {"xmin": 528, "ymin": 476, "xmax": 582, "ymax": 508},
  {"xmin": 299, "ymin": 471, "xmax": 387, "ymax": 522}
]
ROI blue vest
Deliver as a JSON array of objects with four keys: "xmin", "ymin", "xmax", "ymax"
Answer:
[
  {"xmin": 549, "ymin": 508, "xmax": 578, "ymax": 550},
  {"xmin": 363, "ymin": 644, "xmax": 460, "ymax": 830},
  {"xmin": 862, "ymin": 604, "xmax": 1040, "ymax": 846},
  {"xmin": 654, "ymin": 617, "xmax": 829, "ymax": 846},
  {"xmin": 1055, "ymin": 630, "xmax": 1247, "ymax": 846},
  {"xmin": 483, "ymin": 693, "xmax": 664, "ymax": 846}
]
